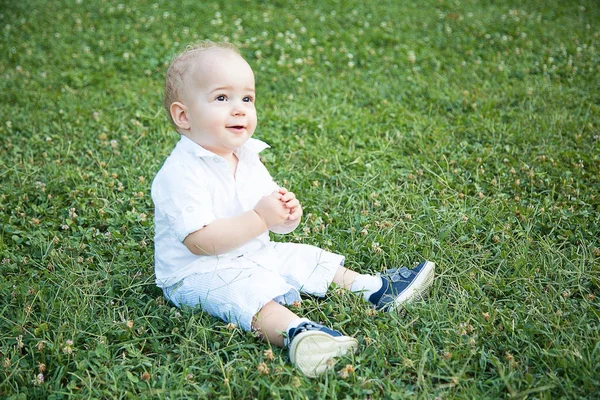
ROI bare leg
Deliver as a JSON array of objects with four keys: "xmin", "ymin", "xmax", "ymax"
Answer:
[
  {"xmin": 252, "ymin": 300, "xmax": 300, "ymax": 347},
  {"xmin": 332, "ymin": 265, "xmax": 359, "ymax": 290},
  {"xmin": 253, "ymin": 266, "xmax": 359, "ymax": 348}
]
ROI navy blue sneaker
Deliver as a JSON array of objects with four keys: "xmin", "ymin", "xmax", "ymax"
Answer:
[
  {"xmin": 369, "ymin": 261, "xmax": 435, "ymax": 311},
  {"xmin": 287, "ymin": 321, "xmax": 358, "ymax": 377}
]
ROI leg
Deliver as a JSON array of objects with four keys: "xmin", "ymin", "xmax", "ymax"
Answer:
[
  {"xmin": 252, "ymin": 300, "xmax": 300, "ymax": 347},
  {"xmin": 334, "ymin": 261, "xmax": 437, "ymax": 311},
  {"xmin": 333, "ymin": 265, "xmax": 383, "ymax": 303},
  {"xmin": 165, "ymin": 267, "xmax": 303, "ymax": 333},
  {"xmin": 270, "ymin": 243, "xmax": 373, "ymax": 296},
  {"xmin": 332, "ymin": 265, "xmax": 360, "ymax": 289},
  {"xmin": 370, "ymin": 261, "xmax": 436, "ymax": 311},
  {"xmin": 252, "ymin": 300, "xmax": 358, "ymax": 378}
]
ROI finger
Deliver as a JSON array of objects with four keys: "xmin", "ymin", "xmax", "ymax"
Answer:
[
  {"xmin": 284, "ymin": 199, "xmax": 300, "ymax": 208},
  {"xmin": 288, "ymin": 207, "xmax": 303, "ymax": 220},
  {"xmin": 281, "ymin": 207, "xmax": 292, "ymax": 220},
  {"xmin": 281, "ymin": 192, "xmax": 296, "ymax": 202},
  {"xmin": 278, "ymin": 187, "xmax": 288, "ymax": 194}
]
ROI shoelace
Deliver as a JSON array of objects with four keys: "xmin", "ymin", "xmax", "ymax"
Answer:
[
  {"xmin": 290, "ymin": 322, "xmax": 320, "ymax": 337},
  {"xmin": 288, "ymin": 321, "xmax": 342, "ymax": 345},
  {"xmin": 301, "ymin": 322, "xmax": 320, "ymax": 330},
  {"xmin": 286, "ymin": 322, "xmax": 319, "ymax": 346}
]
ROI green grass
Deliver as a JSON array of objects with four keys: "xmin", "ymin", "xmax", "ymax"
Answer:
[{"xmin": 1, "ymin": 0, "xmax": 599, "ymax": 398}]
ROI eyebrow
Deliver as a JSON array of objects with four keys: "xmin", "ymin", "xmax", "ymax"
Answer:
[{"xmin": 209, "ymin": 86, "xmax": 255, "ymax": 94}]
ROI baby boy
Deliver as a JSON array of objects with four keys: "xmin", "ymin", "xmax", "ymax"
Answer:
[{"xmin": 151, "ymin": 41, "xmax": 435, "ymax": 377}]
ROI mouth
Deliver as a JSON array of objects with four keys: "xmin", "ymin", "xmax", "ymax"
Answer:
[{"xmin": 226, "ymin": 125, "xmax": 246, "ymax": 133}]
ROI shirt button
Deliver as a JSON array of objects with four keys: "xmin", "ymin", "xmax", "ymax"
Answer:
[
  {"xmin": 186, "ymin": 206, "xmax": 194, "ymax": 213},
  {"xmin": 213, "ymin": 157, "xmax": 222, "ymax": 163}
]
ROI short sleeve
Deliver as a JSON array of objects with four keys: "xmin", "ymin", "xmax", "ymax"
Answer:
[{"xmin": 151, "ymin": 163, "xmax": 216, "ymax": 242}]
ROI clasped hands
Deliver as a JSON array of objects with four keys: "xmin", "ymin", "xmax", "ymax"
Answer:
[{"xmin": 253, "ymin": 187, "xmax": 303, "ymax": 230}]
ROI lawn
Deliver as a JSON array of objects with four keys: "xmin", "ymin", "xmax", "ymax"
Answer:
[{"xmin": 1, "ymin": 0, "xmax": 599, "ymax": 398}]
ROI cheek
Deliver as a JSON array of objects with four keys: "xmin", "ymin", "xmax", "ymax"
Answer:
[{"xmin": 202, "ymin": 109, "xmax": 226, "ymax": 128}]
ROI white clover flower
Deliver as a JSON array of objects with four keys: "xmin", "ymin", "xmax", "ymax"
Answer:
[
  {"xmin": 33, "ymin": 373, "xmax": 44, "ymax": 386},
  {"xmin": 408, "ymin": 50, "xmax": 416, "ymax": 64}
]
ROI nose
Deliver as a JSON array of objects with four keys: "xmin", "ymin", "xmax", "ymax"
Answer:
[{"xmin": 231, "ymin": 99, "xmax": 246, "ymax": 116}]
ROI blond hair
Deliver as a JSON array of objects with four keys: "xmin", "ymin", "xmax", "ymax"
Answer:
[{"xmin": 163, "ymin": 41, "xmax": 240, "ymax": 128}]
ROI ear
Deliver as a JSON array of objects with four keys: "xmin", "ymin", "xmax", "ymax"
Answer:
[{"xmin": 170, "ymin": 101, "xmax": 190, "ymax": 130}]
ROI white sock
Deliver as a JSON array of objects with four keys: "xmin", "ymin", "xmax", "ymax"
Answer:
[
  {"xmin": 351, "ymin": 274, "xmax": 383, "ymax": 302},
  {"xmin": 284, "ymin": 318, "xmax": 311, "ymax": 348}
]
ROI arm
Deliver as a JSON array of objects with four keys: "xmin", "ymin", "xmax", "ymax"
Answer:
[
  {"xmin": 270, "ymin": 187, "xmax": 303, "ymax": 235},
  {"xmin": 183, "ymin": 191, "xmax": 291, "ymax": 255},
  {"xmin": 183, "ymin": 210, "xmax": 266, "ymax": 255}
]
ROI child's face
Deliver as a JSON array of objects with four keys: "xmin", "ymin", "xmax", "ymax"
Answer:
[{"xmin": 178, "ymin": 50, "xmax": 257, "ymax": 157}]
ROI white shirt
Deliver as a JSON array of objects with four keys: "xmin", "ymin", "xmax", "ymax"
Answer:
[{"xmin": 151, "ymin": 135, "xmax": 278, "ymax": 288}]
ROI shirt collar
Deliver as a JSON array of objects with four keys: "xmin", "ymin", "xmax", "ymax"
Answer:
[{"xmin": 177, "ymin": 135, "xmax": 270, "ymax": 160}]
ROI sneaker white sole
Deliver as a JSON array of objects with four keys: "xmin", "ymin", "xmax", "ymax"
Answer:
[
  {"xmin": 289, "ymin": 331, "xmax": 358, "ymax": 378},
  {"xmin": 392, "ymin": 261, "xmax": 435, "ymax": 308}
]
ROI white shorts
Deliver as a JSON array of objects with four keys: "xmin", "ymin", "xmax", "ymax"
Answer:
[{"xmin": 162, "ymin": 242, "xmax": 344, "ymax": 331}]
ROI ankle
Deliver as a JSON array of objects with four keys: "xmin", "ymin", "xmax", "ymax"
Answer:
[
  {"xmin": 351, "ymin": 274, "xmax": 384, "ymax": 302},
  {"xmin": 284, "ymin": 318, "xmax": 311, "ymax": 348}
]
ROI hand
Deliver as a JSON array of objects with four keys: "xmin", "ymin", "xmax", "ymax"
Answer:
[
  {"xmin": 277, "ymin": 187, "xmax": 303, "ymax": 221},
  {"xmin": 253, "ymin": 191, "xmax": 291, "ymax": 229}
]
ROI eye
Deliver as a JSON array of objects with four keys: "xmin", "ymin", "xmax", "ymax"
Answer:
[
  {"xmin": 242, "ymin": 96, "xmax": 254, "ymax": 103},
  {"xmin": 215, "ymin": 94, "xmax": 227, "ymax": 102}
]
